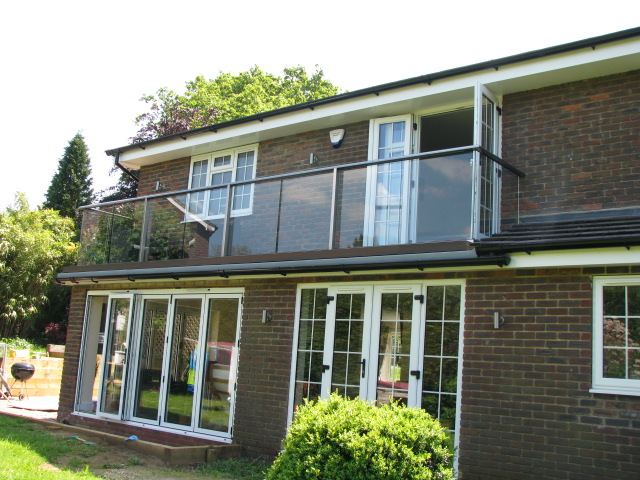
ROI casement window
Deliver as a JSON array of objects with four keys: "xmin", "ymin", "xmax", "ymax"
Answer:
[
  {"xmin": 188, "ymin": 145, "xmax": 257, "ymax": 218},
  {"xmin": 592, "ymin": 276, "xmax": 640, "ymax": 396}
]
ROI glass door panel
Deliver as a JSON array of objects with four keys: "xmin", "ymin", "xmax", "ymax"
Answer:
[
  {"xmin": 375, "ymin": 292, "xmax": 414, "ymax": 405},
  {"xmin": 327, "ymin": 290, "xmax": 372, "ymax": 399},
  {"xmin": 292, "ymin": 288, "xmax": 327, "ymax": 411},
  {"xmin": 198, "ymin": 297, "xmax": 240, "ymax": 433},
  {"xmin": 132, "ymin": 297, "xmax": 169, "ymax": 422},
  {"xmin": 420, "ymin": 285, "xmax": 462, "ymax": 435},
  {"xmin": 366, "ymin": 116, "xmax": 411, "ymax": 246},
  {"xmin": 163, "ymin": 297, "xmax": 202, "ymax": 427},
  {"xmin": 99, "ymin": 296, "xmax": 132, "ymax": 417}
]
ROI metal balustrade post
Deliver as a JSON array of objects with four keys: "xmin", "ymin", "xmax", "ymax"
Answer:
[
  {"xmin": 328, "ymin": 168, "xmax": 338, "ymax": 249},
  {"xmin": 220, "ymin": 184, "xmax": 232, "ymax": 257},
  {"xmin": 138, "ymin": 198, "xmax": 149, "ymax": 262}
]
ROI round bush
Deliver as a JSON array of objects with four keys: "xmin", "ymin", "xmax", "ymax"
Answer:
[{"xmin": 266, "ymin": 394, "xmax": 453, "ymax": 480}]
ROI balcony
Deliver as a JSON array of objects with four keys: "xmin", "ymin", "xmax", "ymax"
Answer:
[{"xmin": 77, "ymin": 146, "xmax": 523, "ymax": 268}]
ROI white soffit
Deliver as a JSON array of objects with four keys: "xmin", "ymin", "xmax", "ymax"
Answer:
[{"xmin": 119, "ymin": 37, "xmax": 640, "ymax": 169}]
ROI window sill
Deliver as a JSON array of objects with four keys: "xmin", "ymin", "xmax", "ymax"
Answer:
[{"xmin": 589, "ymin": 386, "xmax": 640, "ymax": 397}]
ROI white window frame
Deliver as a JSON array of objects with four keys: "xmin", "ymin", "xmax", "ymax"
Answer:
[
  {"xmin": 188, "ymin": 144, "xmax": 258, "ymax": 220},
  {"xmin": 591, "ymin": 276, "xmax": 640, "ymax": 396},
  {"xmin": 287, "ymin": 279, "xmax": 466, "ymax": 472},
  {"xmin": 363, "ymin": 115, "xmax": 413, "ymax": 247}
]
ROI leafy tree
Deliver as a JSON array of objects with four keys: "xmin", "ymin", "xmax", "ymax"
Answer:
[
  {"xmin": 0, "ymin": 194, "xmax": 77, "ymax": 338},
  {"xmin": 99, "ymin": 167, "xmax": 139, "ymax": 202},
  {"xmin": 43, "ymin": 133, "xmax": 94, "ymax": 232},
  {"xmin": 132, "ymin": 65, "xmax": 339, "ymax": 143}
]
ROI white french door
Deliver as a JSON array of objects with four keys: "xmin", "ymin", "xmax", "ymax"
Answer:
[
  {"xmin": 368, "ymin": 285, "xmax": 423, "ymax": 406},
  {"xmin": 320, "ymin": 286, "xmax": 374, "ymax": 399},
  {"xmin": 474, "ymin": 84, "xmax": 502, "ymax": 236},
  {"xmin": 291, "ymin": 282, "xmax": 464, "ymax": 442},
  {"xmin": 364, "ymin": 115, "xmax": 413, "ymax": 246}
]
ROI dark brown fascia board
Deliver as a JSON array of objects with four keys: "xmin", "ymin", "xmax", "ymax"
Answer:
[
  {"xmin": 56, "ymin": 249, "xmax": 509, "ymax": 283},
  {"xmin": 61, "ymin": 242, "xmax": 473, "ymax": 274},
  {"xmin": 105, "ymin": 27, "xmax": 640, "ymax": 157}
]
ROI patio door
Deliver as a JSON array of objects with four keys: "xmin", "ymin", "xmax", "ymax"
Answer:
[
  {"xmin": 292, "ymin": 282, "xmax": 464, "ymax": 443},
  {"xmin": 368, "ymin": 285, "xmax": 423, "ymax": 406},
  {"xmin": 130, "ymin": 295, "xmax": 171, "ymax": 424},
  {"xmin": 160, "ymin": 295, "xmax": 205, "ymax": 430},
  {"xmin": 364, "ymin": 116, "xmax": 413, "ymax": 246},
  {"xmin": 97, "ymin": 294, "xmax": 134, "ymax": 419},
  {"xmin": 321, "ymin": 286, "xmax": 374, "ymax": 399}
]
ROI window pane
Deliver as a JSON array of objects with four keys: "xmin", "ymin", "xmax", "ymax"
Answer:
[
  {"xmin": 628, "ymin": 286, "xmax": 640, "ymax": 316},
  {"xmin": 628, "ymin": 350, "xmax": 640, "ymax": 379},
  {"xmin": 629, "ymin": 319, "xmax": 640, "ymax": 347},
  {"xmin": 603, "ymin": 286, "xmax": 625, "ymax": 316},
  {"xmin": 422, "ymin": 357, "xmax": 440, "ymax": 392},
  {"xmin": 442, "ymin": 322, "xmax": 460, "ymax": 356},
  {"xmin": 603, "ymin": 317, "xmax": 626, "ymax": 347},
  {"xmin": 425, "ymin": 322, "xmax": 442, "ymax": 356},
  {"xmin": 603, "ymin": 349, "xmax": 625, "ymax": 378},
  {"xmin": 444, "ymin": 286, "xmax": 461, "ymax": 320},
  {"xmin": 427, "ymin": 287, "xmax": 444, "ymax": 320}
]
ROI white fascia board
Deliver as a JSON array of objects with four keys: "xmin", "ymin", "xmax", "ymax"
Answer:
[
  {"xmin": 508, "ymin": 247, "xmax": 640, "ymax": 269},
  {"xmin": 118, "ymin": 37, "xmax": 640, "ymax": 168}
]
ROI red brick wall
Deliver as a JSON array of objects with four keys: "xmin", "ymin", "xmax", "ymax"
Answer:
[
  {"xmin": 137, "ymin": 157, "xmax": 191, "ymax": 196},
  {"xmin": 60, "ymin": 266, "xmax": 640, "ymax": 475},
  {"xmin": 501, "ymin": 69, "xmax": 640, "ymax": 223},
  {"xmin": 460, "ymin": 266, "xmax": 640, "ymax": 480},
  {"xmin": 257, "ymin": 121, "xmax": 369, "ymax": 176}
]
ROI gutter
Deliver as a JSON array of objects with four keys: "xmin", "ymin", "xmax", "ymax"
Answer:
[
  {"xmin": 105, "ymin": 26, "xmax": 640, "ymax": 157},
  {"xmin": 56, "ymin": 250, "xmax": 510, "ymax": 283},
  {"xmin": 114, "ymin": 152, "xmax": 139, "ymax": 181}
]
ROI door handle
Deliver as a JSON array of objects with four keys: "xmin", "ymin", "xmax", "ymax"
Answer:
[
  {"xmin": 361, "ymin": 359, "xmax": 366, "ymax": 378},
  {"xmin": 410, "ymin": 370, "xmax": 421, "ymax": 380},
  {"xmin": 322, "ymin": 364, "xmax": 331, "ymax": 373}
]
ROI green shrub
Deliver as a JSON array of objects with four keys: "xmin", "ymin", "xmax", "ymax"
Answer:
[{"xmin": 266, "ymin": 394, "xmax": 453, "ymax": 480}]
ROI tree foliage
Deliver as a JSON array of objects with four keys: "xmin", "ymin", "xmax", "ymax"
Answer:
[
  {"xmin": 132, "ymin": 65, "xmax": 339, "ymax": 143},
  {"xmin": 0, "ymin": 194, "xmax": 77, "ymax": 338},
  {"xmin": 43, "ymin": 133, "xmax": 94, "ymax": 233}
]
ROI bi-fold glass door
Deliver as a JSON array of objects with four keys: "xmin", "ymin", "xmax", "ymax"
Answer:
[
  {"xmin": 90, "ymin": 291, "xmax": 241, "ymax": 438},
  {"xmin": 98, "ymin": 294, "xmax": 134, "ymax": 419}
]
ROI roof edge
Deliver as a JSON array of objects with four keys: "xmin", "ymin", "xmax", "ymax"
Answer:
[{"xmin": 106, "ymin": 26, "xmax": 640, "ymax": 157}]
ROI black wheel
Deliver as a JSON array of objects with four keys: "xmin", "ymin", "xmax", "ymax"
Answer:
[{"xmin": 18, "ymin": 394, "xmax": 24, "ymax": 401}]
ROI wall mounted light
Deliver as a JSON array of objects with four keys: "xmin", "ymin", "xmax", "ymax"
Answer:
[
  {"xmin": 262, "ymin": 309, "xmax": 273, "ymax": 324},
  {"xmin": 309, "ymin": 153, "xmax": 319, "ymax": 165},
  {"xmin": 493, "ymin": 311, "xmax": 505, "ymax": 329},
  {"xmin": 329, "ymin": 129, "xmax": 345, "ymax": 148}
]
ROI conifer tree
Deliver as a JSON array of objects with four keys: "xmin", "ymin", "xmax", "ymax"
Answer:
[{"xmin": 43, "ymin": 133, "xmax": 94, "ymax": 229}]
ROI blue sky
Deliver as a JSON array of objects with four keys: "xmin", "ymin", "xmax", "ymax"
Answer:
[{"xmin": 0, "ymin": 0, "xmax": 638, "ymax": 209}]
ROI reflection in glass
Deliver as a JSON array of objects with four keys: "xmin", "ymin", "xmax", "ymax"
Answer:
[
  {"xmin": 100, "ymin": 298, "xmax": 131, "ymax": 415},
  {"xmin": 133, "ymin": 299, "xmax": 169, "ymax": 420},
  {"xmin": 376, "ymin": 293, "xmax": 412, "ymax": 404},
  {"xmin": 77, "ymin": 296, "xmax": 108, "ymax": 414},
  {"xmin": 199, "ymin": 298, "xmax": 239, "ymax": 432},
  {"xmin": 422, "ymin": 285, "xmax": 461, "ymax": 434},
  {"xmin": 331, "ymin": 294, "xmax": 366, "ymax": 398},
  {"xmin": 414, "ymin": 154, "xmax": 473, "ymax": 242},
  {"xmin": 293, "ymin": 289, "xmax": 327, "ymax": 410},
  {"xmin": 165, "ymin": 298, "xmax": 202, "ymax": 426}
]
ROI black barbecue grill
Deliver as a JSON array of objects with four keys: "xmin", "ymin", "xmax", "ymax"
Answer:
[{"xmin": 10, "ymin": 362, "xmax": 35, "ymax": 400}]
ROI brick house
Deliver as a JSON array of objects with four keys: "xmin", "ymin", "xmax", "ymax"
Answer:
[{"xmin": 57, "ymin": 28, "xmax": 640, "ymax": 479}]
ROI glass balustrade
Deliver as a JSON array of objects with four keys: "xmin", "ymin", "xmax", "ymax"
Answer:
[{"xmin": 78, "ymin": 148, "xmax": 517, "ymax": 266}]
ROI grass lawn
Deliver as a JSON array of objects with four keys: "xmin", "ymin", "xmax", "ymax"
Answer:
[{"xmin": 0, "ymin": 414, "xmax": 268, "ymax": 480}]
